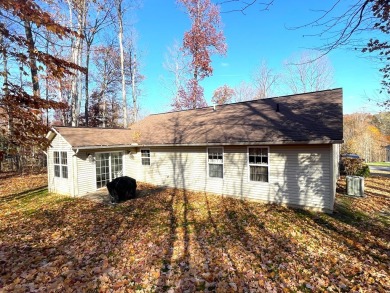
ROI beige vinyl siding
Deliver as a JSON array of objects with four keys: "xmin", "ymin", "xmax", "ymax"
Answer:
[
  {"xmin": 131, "ymin": 147, "xmax": 207, "ymax": 190},
  {"xmin": 76, "ymin": 151, "xmax": 97, "ymax": 196},
  {"xmin": 47, "ymin": 134, "xmax": 74, "ymax": 196},
  {"xmin": 75, "ymin": 149, "xmax": 128, "ymax": 196},
  {"xmin": 129, "ymin": 144, "xmax": 334, "ymax": 211},
  {"xmin": 268, "ymin": 145, "xmax": 332, "ymax": 210}
]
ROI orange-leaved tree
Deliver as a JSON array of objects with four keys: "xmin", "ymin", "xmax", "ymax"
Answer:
[
  {"xmin": 0, "ymin": 0, "xmax": 84, "ymax": 149},
  {"xmin": 173, "ymin": 0, "xmax": 227, "ymax": 110},
  {"xmin": 212, "ymin": 85, "xmax": 235, "ymax": 105}
]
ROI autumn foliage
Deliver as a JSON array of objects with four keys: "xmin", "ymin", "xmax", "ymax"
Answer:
[
  {"xmin": 212, "ymin": 84, "xmax": 235, "ymax": 105},
  {"xmin": 172, "ymin": 79, "xmax": 207, "ymax": 110},
  {"xmin": 0, "ymin": 173, "xmax": 389, "ymax": 291},
  {"xmin": 173, "ymin": 0, "xmax": 227, "ymax": 110},
  {"xmin": 0, "ymin": 0, "xmax": 83, "ymax": 149}
]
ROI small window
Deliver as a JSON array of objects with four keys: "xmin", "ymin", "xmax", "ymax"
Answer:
[
  {"xmin": 248, "ymin": 147, "xmax": 268, "ymax": 182},
  {"xmin": 208, "ymin": 147, "xmax": 223, "ymax": 178},
  {"xmin": 53, "ymin": 151, "xmax": 68, "ymax": 179},
  {"xmin": 54, "ymin": 152, "xmax": 60, "ymax": 177},
  {"xmin": 141, "ymin": 149, "xmax": 150, "ymax": 165}
]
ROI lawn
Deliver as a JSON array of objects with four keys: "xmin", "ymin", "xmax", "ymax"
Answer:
[
  {"xmin": 367, "ymin": 162, "xmax": 390, "ymax": 167},
  {"xmin": 0, "ymin": 173, "xmax": 389, "ymax": 292}
]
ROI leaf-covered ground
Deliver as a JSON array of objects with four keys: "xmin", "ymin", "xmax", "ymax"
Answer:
[{"xmin": 0, "ymin": 174, "xmax": 389, "ymax": 292}]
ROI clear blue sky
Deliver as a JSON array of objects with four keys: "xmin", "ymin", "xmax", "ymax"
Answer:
[{"xmin": 129, "ymin": 0, "xmax": 386, "ymax": 115}]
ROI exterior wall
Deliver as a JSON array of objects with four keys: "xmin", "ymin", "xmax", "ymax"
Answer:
[
  {"xmin": 47, "ymin": 135, "xmax": 75, "ymax": 196},
  {"xmin": 76, "ymin": 151, "xmax": 97, "ymax": 196},
  {"xmin": 48, "ymin": 141, "xmax": 336, "ymax": 211},
  {"xmin": 75, "ymin": 148, "xmax": 128, "ymax": 196},
  {"xmin": 128, "ymin": 144, "xmax": 335, "ymax": 212}
]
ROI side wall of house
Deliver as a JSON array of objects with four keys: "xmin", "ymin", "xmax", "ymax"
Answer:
[
  {"xmin": 126, "ymin": 144, "xmax": 335, "ymax": 211},
  {"xmin": 47, "ymin": 135, "xmax": 75, "ymax": 196}
]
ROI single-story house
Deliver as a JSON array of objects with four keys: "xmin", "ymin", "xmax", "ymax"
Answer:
[{"xmin": 47, "ymin": 88, "xmax": 343, "ymax": 212}]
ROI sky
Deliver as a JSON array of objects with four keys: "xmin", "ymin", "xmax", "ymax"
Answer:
[{"xmin": 124, "ymin": 0, "xmax": 387, "ymax": 115}]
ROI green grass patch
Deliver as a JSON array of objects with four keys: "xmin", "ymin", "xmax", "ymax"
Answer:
[{"xmin": 367, "ymin": 162, "xmax": 390, "ymax": 167}]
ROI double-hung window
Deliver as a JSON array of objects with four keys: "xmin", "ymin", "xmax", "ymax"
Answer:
[
  {"xmin": 53, "ymin": 151, "xmax": 68, "ymax": 179},
  {"xmin": 248, "ymin": 147, "xmax": 268, "ymax": 182},
  {"xmin": 141, "ymin": 149, "xmax": 150, "ymax": 165},
  {"xmin": 208, "ymin": 147, "xmax": 223, "ymax": 178}
]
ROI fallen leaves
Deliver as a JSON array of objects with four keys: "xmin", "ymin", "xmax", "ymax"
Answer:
[{"xmin": 0, "ymin": 174, "xmax": 389, "ymax": 292}]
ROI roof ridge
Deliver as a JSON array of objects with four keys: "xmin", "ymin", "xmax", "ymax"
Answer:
[
  {"xmin": 54, "ymin": 126, "xmax": 132, "ymax": 130},
  {"xmin": 150, "ymin": 88, "xmax": 342, "ymax": 117}
]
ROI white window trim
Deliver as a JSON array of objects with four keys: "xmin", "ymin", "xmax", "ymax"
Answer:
[
  {"xmin": 141, "ymin": 148, "xmax": 151, "ymax": 166},
  {"xmin": 94, "ymin": 151, "xmax": 124, "ymax": 189},
  {"xmin": 247, "ymin": 146, "xmax": 270, "ymax": 183},
  {"xmin": 207, "ymin": 146, "xmax": 224, "ymax": 179},
  {"xmin": 53, "ymin": 151, "xmax": 68, "ymax": 179}
]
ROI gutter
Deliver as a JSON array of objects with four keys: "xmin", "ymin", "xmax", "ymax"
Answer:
[{"xmin": 71, "ymin": 140, "xmax": 344, "ymax": 151}]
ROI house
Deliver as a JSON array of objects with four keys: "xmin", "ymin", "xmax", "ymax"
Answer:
[{"xmin": 47, "ymin": 88, "xmax": 343, "ymax": 212}]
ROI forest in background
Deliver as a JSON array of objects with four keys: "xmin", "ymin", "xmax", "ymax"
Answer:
[
  {"xmin": 343, "ymin": 111, "xmax": 390, "ymax": 162},
  {"xmin": 0, "ymin": 0, "xmax": 389, "ymax": 172}
]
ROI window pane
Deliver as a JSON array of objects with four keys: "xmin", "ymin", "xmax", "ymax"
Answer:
[
  {"xmin": 111, "ymin": 153, "xmax": 123, "ymax": 179},
  {"xmin": 141, "ymin": 150, "xmax": 150, "ymax": 165},
  {"xmin": 209, "ymin": 164, "xmax": 223, "ymax": 178},
  {"xmin": 250, "ymin": 166, "xmax": 268, "ymax": 182},
  {"xmin": 142, "ymin": 158, "xmax": 150, "ymax": 165},
  {"xmin": 54, "ymin": 152, "xmax": 60, "ymax": 164},
  {"xmin": 249, "ymin": 148, "xmax": 268, "ymax": 165},
  {"xmin": 61, "ymin": 152, "xmax": 67, "ymax": 165},
  {"xmin": 208, "ymin": 148, "xmax": 223, "ymax": 163},
  {"xmin": 54, "ymin": 165, "xmax": 60, "ymax": 177},
  {"xmin": 62, "ymin": 166, "xmax": 68, "ymax": 178}
]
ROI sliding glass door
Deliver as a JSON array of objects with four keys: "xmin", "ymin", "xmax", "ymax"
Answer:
[{"xmin": 96, "ymin": 152, "xmax": 123, "ymax": 189}]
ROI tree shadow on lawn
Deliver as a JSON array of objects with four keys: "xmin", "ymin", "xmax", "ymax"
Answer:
[
  {"xmin": 2, "ymin": 183, "xmax": 389, "ymax": 291},
  {"xmin": 0, "ymin": 185, "xmax": 178, "ymax": 292},
  {"xmin": 0, "ymin": 186, "xmax": 48, "ymax": 203}
]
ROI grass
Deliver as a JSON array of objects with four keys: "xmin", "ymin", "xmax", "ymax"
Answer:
[
  {"xmin": 0, "ymin": 173, "xmax": 389, "ymax": 292},
  {"xmin": 367, "ymin": 162, "xmax": 390, "ymax": 167}
]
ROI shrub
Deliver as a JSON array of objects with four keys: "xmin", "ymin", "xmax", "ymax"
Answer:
[
  {"xmin": 356, "ymin": 164, "xmax": 370, "ymax": 177},
  {"xmin": 341, "ymin": 158, "xmax": 369, "ymax": 177}
]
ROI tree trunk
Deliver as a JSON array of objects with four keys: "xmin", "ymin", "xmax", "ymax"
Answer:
[
  {"xmin": 24, "ymin": 20, "xmax": 40, "ymax": 98},
  {"xmin": 45, "ymin": 37, "xmax": 49, "ymax": 126},
  {"xmin": 0, "ymin": 33, "xmax": 13, "ymax": 148},
  {"xmin": 130, "ymin": 49, "xmax": 137, "ymax": 123},
  {"xmin": 116, "ymin": 1, "xmax": 127, "ymax": 128},
  {"xmin": 70, "ymin": 0, "xmax": 86, "ymax": 127},
  {"xmin": 85, "ymin": 46, "xmax": 90, "ymax": 126}
]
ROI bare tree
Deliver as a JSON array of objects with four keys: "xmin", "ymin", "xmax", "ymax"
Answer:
[
  {"xmin": 125, "ymin": 31, "xmax": 143, "ymax": 124},
  {"xmin": 163, "ymin": 40, "xmax": 191, "ymax": 106},
  {"xmin": 283, "ymin": 51, "xmax": 334, "ymax": 94},
  {"xmin": 114, "ymin": 0, "xmax": 127, "ymax": 128},
  {"xmin": 67, "ymin": 0, "xmax": 87, "ymax": 126},
  {"xmin": 252, "ymin": 60, "xmax": 279, "ymax": 99},
  {"xmin": 83, "ymin": 0, "xmax": 111, "ymax": 126},
  {"xmin": 233, "ymin": 81, "xmax": 256, "ymax": 102}
]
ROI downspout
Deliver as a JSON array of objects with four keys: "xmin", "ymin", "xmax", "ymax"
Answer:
[{"xmin": 73, "ymin": 149, "xmax": 79, "ymax": 197}]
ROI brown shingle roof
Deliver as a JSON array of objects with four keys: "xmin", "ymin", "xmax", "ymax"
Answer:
[
  {"xmin": 52, "ymin": 127, "xmax": 135, "ymax": 148},
  {"xmin": 52, "ymin": 88, "xmax": 343, "ymax": 148},
  {"xmin": 130, "ymin": 88, "xmax": 343, "ymax": 145}
]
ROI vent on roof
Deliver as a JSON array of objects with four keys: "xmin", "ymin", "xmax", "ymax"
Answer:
[{"xmin": 276, "ymin": 103, "xmax": 280, "ymax": 112}]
